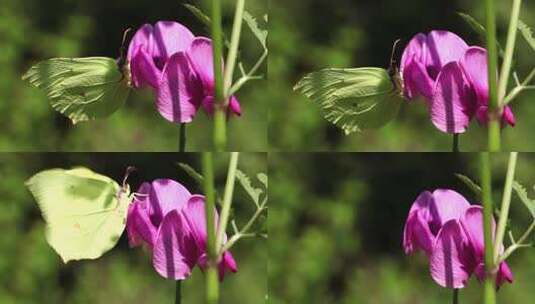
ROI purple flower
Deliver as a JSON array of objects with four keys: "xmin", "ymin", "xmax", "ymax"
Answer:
[
  {"xmin": 127, "ymin": 21, "xmax": 241, "ymax": 123},
  {"xmin": 403, "ymin": 189, "xmax": 513, "ymax": 289},
  {"xmin": 126, "ymin": 179, "xmax": 237, "ymax": 280},
  {"xmin": 400, "ymin": 31, "xmax": 515, "ymax": 133}
]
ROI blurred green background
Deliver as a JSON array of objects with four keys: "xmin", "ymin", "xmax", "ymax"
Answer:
[
  {"xmin": 0, "ymin": 0, "xmax": 267, "ymax": 151},
  {"xmin": 269, "ymin": 0, "xmax": 535, "ymax": 151},
  {"xmin": 270, "ymin": 152, "xmax": 535, "ymax": 303},
  {"xmin": 0, "ymin": 152, "xmax": 267, "ymax": 303}
]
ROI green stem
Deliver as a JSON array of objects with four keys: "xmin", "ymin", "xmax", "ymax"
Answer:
[
  {"xmin": 498, "ymin": 220, "xmax": 535, "ymax": 263},
  {"xmin": 494, "ymin": 152, "xmax": 518, "ymax": 262},
  {"xmin": 452, "ymin": 134, "xmax": 460, "ymax": 153},
  {"xmin": 453, "ymin": 289, "xmax": 459, "ymax": 304},
  {"xmin": 223, "ymin": 0, "xmax": 245, "ymax": 99},
  {"xmin": 498, "ymin": 0, "xmax": 522, "ymax": 103},
  {"xmin": 484, "ymin": 0, "xmax": 501, "ymax": 152},
  {"xmin": 202, "ymin": 152, "xmax": 219, "ymax": 304},
  {"xmin": 215, "ymin": 152, "xmax": 240, "ymax": 253},
  {"xmin": 211, "ymin": 0, "xmax": 226, "ymax": 151},
  {"xmin": 179, "ymin": 123, "xmax": 186, "ymax": 152},
  {"xmin": 175, "ymin": 281, "xmax": 181, "ymax": 304},
  {"xmin": 480, "ymin": 152, "xmax": 496, "ymax": 304}
]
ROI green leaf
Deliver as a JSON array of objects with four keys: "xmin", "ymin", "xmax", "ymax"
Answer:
[
  {"xmin": 243, "ymin": 11, "xmax": 268, "ymax": 50},
  {"xmin": 22, "ymin": 57, "xmax": 130, "ymax": 124},
  {"xmin": 457, "ymin": 12, "xmax": 505, "ymax": 57},
  {"xmin": 25, "ymin": 167, "xmax": 131, "ymax": 263},
  {"xmin": 257, "ymin": 173, "xmax": 268, "ymax": 189},
  {"xmin": 177, "ymin": 162, "xmax": 204, "ymax": 186},
  {"xmin": 512, "ymin": 181, "xmax": 535, "ymax": 218},
  {"xmin": 455, "ymin": 173, "xmax": 482, "ymax": 199},
  {"xmin": 518, "ymin": 20, "xmax": 535, "ymax": 52},
  {"xmin": 236, "ymin": 169, "xmax": 266, "ymax": 207},
  {"xmin": 294, "ymin": 67, "xmax": 401, "ymax": 135}
]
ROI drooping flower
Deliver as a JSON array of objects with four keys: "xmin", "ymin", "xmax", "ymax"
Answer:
[
  {"xmin": 400, "ymin": 31, "xmax": 515, "ymax": 133},
  {"xmin": 403, "ymin": 189, "xmax": 513, "ymax": 289},
  {"xmin": 126, "ymin": 179, "xmax": 237, "ymax": 280},
  {"xmin": 127, "ymin": 21, "xmax": 241, "ymax": 123}
]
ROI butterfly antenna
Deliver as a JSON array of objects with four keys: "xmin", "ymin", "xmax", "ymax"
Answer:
[
  {"xmin": 389, "ymin": 38, "xmax": 402, "ymax": 71},
  {"xmin": 117, "ymin": 27, "xmax": 133, "ymax": 68},
  {"xmin": 122, "ymin": 166, "xmax": 136, "ymax": 189}
]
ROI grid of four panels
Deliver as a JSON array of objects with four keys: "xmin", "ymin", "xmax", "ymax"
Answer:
[{"xmin": 1, "ymin": 0, "xmax": 534, "ymax": 303}]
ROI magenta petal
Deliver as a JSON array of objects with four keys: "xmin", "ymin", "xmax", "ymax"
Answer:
[
  {"xmin": 431, "ymin": 62, "xmax": 475, "ymax": 134},
  {"xmin": 425, "ymin": 31, "xmax": 469, "ymax": 79},
  {"xmin": 496, "ymin": 261, "xmax": 514, "ymax": 287},
  {"xmin": 152, "ymin": 21, "xmax": 195, "ymax": 68},
  {"xmin": 402, "ymin": 57, "xmax": 434, "ymax": 101},
  {"xmin": 156, "ymin": 53, "xmax": 203, "ymax": 123},
  {"xmin": 460, "ymin": 46, "xmax": 489, "ymax": 104},
  {"xmin": 430, "ymin": 220, "xmax": 473, "ymax": 288},
  {"xmin": 460, "ymin": 206, "xmax": 490, "ymax": 258},
  {"xmin": 180, "ymin": 195, "xmax": 211, "ymax": 251},
  {"xmin": 218, "ymin": 251, "xmax": 238, "ymax": 280},
  {"xmin": 229, "ymin": 95, "xmax": 242, "ymax": 116},
  {"xmin": 403, "ymin": 210, "xmax": 435, "ymax": 255},
  {"xmin": 502, "ymin": 106, "xmax": 516, "ymax": 127},
  {"xmin": 187, "ymin": 37, "xmax": 216, "ymax": 89},
  {"xmin": 428, "ymin": 189, "xmax": 471, "ymax": 229},
  {"xmin": 131, "ymin": 48, "xmax": 161, "ymax": 89},
  {"xmin": 152, "ymin": 210, "xmax": 198, "ymax": 280},
  {"xmin": 400, "ymin": 33, "xmax": 428, "ymax": 75},
  {"xmin": 127, "ymin": 24, "xmax": 154, "ymax": 63},
  {"xmin": 126, "ymin": 200, "xmax": 157, "ymax": 248},
  {"xmin": 137, "ymin": 179, "xmax": 192, "ymax": 226}
]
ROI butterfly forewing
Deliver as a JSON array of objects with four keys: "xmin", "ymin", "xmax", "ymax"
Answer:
[
  {"xmin": 294, "ymin": 67, "xmax": 402, "ymax": 134},
  {"xmin": 25, "ymin": 167, "xmax": 131, "ymax": 263},
  {"xmin": 22, "ymin": 57, "xmax": 130, "ymax": 124}
]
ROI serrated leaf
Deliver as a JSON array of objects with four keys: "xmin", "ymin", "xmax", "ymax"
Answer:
[
  {"xmin": 512, "ymin": 181, "xmax": 535, "ymax": 218},
  {"xmin": 243, "ymin": 11, "xmax": 267, "ymax": 50},
  {"xmin": 184, "ymin": 4, "xmax": 211, "ymax": 29},
  {"xmin": 294, "ymin": 67, "xmax": 401, "ymax": 135},
  {"xmin": 177, "ymin": 163, "xmax": 204, "ymax": 185},
  {"xmin": 257, "ymin": 173, "xmax": 268, "ymax": 188},
  {"xmin": 457, "ymin": 12, "xmax": 505, "ymax": 57},
  {"xmin": 518, "ymin": 20, "xmax": 535, "ymax": 52},
  {"xmin": 236, "ymin": 169, "xmax": 264, "ymax": 207},
  {"xmin": 455, "ymin": 173, "xmax": 482, "ymax": 199}
]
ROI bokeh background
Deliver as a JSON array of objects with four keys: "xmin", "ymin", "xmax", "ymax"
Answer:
[
  {"xmin": 0, "ymin": 0, "xmax": 267, "ymax": 151},
  {"xmin": 270, "ymin": 152, "xmax": 535, "ymax": 303},
  {"xmin": 269, "ymin": 0, "xmax": 535, "ymax": 151},
  {"xmin": 0, "ymin": 152, "xmax": 267, "ymax": 303}
]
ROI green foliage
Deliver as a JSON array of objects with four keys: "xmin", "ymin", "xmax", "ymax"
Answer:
[
  {"xmin": 294, "ymin": 68, "xmax": 402, "ymax": 135},
  {"xmin": 455, "ymin": 173, "xmax": 482, "ymax": 199},
  {"xmin": 25, "ymin": 167, "xmax": 131, "ymax": 262},
  {"xmin": 236, "ymin": 169, "xmax": 267, "ymax": 207},
  {"xmin": 243, "ymin": 11, "xmax": 268, "ymax": 50},
  {"xmin": 518, "ymin": 20, "xmax": 535, "ymax": 52},
  {"xmin": 177, "ymin": 162, "xmax": 204, "ymax": 186},
  {"xmin": 512, "ymin": 181, "xmax": 535, "ymax": 218},
  {"xmin": 22, "ymin": 57, "xmax": 130, "ymax": 124}
]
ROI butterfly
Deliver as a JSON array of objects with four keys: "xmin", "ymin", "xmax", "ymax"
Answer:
[
  {"xmin": 293, "ymin": 40, "xmax": 404, "ymax": 135},
  {"xmin": 25, "ymin": 167, "xmax": 135, "ymax": 263},
  {"xmin": 22, "ymin": 30, "xmax": 132, "ymax": 124}
]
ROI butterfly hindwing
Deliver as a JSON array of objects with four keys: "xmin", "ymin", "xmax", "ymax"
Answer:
[
  {"xmin": 294, "ymin": 67, "xmax": 402, "ymax": 134},
  {"xmin": 25, "ymin": 167, "xmax": 131, "ymax": 263},
  {"xmin": 22, "ymin": 57, "xmax": 130, "ymax": 124}
]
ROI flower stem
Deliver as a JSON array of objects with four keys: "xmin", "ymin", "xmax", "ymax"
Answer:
[
  {"xmin": 484, "ymin": 0, "xmax": 501, "ymax": 152},
  {"xmin": 453, "ymin": 289, "xmax": 459, "ymax": 304},
  {"xmin": 480, "ymin": 152, "xmax": 496, "ymax": 304},
  {"xmin": 452, "ymin": 134, "xmax": 460, "ymax": 153},
  {"xmin": 211, "ymin": 0, "xmax": 226, "ymax": 151},
  {"xmin": 223, "ymin": 0, "xmax": 245, "ymax": 99},
  {"xmin": 498, "ymin": 0, "xmax": 522, "ymax": 103},
  {"xmin": 494, "ymin": 152, "xmax": 518, "ymax": 262},
  {"xmin": 175, "ymin": 281, "xmax": 181, "ymax": 304},
  {"xmin": 179, "ymin": 123, "xmax": 186, "ymax": 152},
  {"xmin": 215, "ymin": 152, "xmax": 240, "ymax": 253},
  {"xmin": 202, "ymin": 152, "xmax": 219, "ymax": 304}
]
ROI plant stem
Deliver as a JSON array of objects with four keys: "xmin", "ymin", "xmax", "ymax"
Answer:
[
  {"xmin": 215, "ymin": 152, "xmax": 240, "ymax": 253},
  {"xmin": 498, "ymin": 0, "xmax": 522, "ymax": 103},
  {"xmin": 453, "ymin": 289, "xmax": 459, "ymax": 304},
  {"xmin": 498, "ymin": 220, "xmax": 535, "ymax": 263},
  {"xmin": 202, "ymin": 152, "xmax": 219, "ymax": 304},
  {"xmin": 452, "ymin": 134, "xmax": 460, "ymax": 153},
  {"xmin": 175, "ymin": 281, "xmax": 181, "ymax": 304},
  {"xmin": 211, "ymin": 0, "xmax": 226, "ymax": 151},
  {"xmin": 179, "ymin": 123, "xmax": 186, "ymax": 152},
  {"xmin": 494, "ymin": 152, "xmax": 518, "ymax": 262},
  {"xmin": 480, "ymin": 152, "xmax": 496, "ymax": 304},
  {"xmin": 484, "ymin": 0, "xmax": 501, "ymax": 152},
  {"xmin": 223, "ymin": 0, "xmax": 245, "ymax": 99}
]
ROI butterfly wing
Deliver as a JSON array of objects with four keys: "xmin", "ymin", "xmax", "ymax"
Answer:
[
  {"xmin": 22, "ymin": 57, "xmax": 130, "ymax": 124},
  {"xmin": 25, "ymin": 167, "xmax": 131, "ymax": 263},
  {"xmin": 294, "ymin": 67, "xmax": 402, "ymax": 135}
]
